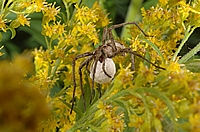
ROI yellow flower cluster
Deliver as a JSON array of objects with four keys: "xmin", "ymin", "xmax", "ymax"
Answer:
[
  {"xmin": 97, "ymin": 101, "xmax": 125, "ymax": 132},
  {"xmin": 129, "ymin": 0, "xmax": 200, "ymax": 66},
  {"xmin": 30, "ymin": 1, "xmax": 110, "ymax": 131},
  {"xmin": 0, "ymin": 53, "xmax": 49, "ymax": 132},
  {"xmin": 0, "ymin": 0, "xmax": 46, "ymax": 35}
]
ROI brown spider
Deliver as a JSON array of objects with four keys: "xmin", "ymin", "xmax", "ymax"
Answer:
[{"xmin": 70, "ymin": 22, "xmax": 165, "ymax": 114}]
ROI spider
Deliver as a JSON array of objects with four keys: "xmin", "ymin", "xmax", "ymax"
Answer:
[{"xmin": 70, "ymin": 22, "xmax": 165, "ymax": 114}]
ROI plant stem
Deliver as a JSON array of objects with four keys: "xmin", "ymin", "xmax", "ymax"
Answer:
[
  {"xmin": 171, "ymin": 25, "xmax": 195, "ymax": 62},
  {"xmin": 121, "ymin": 0, "xmax": 143, "ymax": 38}
]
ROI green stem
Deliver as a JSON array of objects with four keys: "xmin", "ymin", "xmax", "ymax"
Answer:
[
  {"xmin": 50, "ymin": 58, "xmax": 61, "ymax": 79},
  {"xmin": 45, "ymin": 36, "xmax": 50, "ymax": 49},
  {"xmin": 0, "ymin": 0, "xmax": 5, "ymax": 14},
  {"xmin": 171, "ymin": 25, "xmax": 195, "ymax": 62}
]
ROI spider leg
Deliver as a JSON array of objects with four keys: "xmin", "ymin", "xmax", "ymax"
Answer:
[
  {"xmin": 90, "ymin": 52, "xmax": 102, "ymax": 103},
  {"xmin": 78, "ymin": 56, "xmax": 93, "ymax": 111},
  {"xmin": 110, "ymin": 48, "xmax": 165, "ymax": 70},
  {"xmin": 102, "ymin": 59, "xmax": 112, "ymax": 78},
  {"xmin": 86, "ymin": 61, "xmax": 90, "ymax": 74},
  {"xmin": 107, "ymin": 21, "xmax": 150, "ymax": 55},
  {"xmin": 97, "ymin": 83, "xmax": 102, "ymax": 98},
  {"xmin": 108, "ymin": 21, "xmax": 149, "ymax": 37},
  {"xmin": 70, "ymin": 52, "xmax": 94, "ymax": 114},
  {"xmin": 131, "ymin": 54, "xmax": 135, "ymax": 71}
]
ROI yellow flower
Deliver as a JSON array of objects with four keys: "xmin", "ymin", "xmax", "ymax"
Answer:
[
  {"xmin": 97, "ymin": 102, "xmax": 125, "ymax": 132},
  {"xmin": 75, "ymin": 4, "xmax": 98, "ymax": 24},
  {"xmin": 33, "ymin": 0, "xmax": 46, "ymax": 12},
  {"xmin": 42, "ymin": 22, "xmax": 54, "ymax": 37},
  {"xmin": 43, "ymin": 2, "xmax": 61, "ymax": 23},
  {"xmin": 115, "ymin": 64, "xmax": 134, "ymax": 87},
  {"xmin": 91, "ymin": 2, "xmax": 110, "ymax": 27},
  {"xmin": 0, "ymin": 14, "xmax": 7, "ymax": 32},
  {"xmin": 139, "ymin": 63, "xmax": 154, "ymax": 82},
  {"xmin": 72, "ymin": 22, "xmax": 99, "ymax": 45},
  {"xmin": 17, "ymin": 14, "xmax": 30, "ymax": 26},
  {"xmin": 53, "ymin": 21, "xmax": 66, "ymax": 36},
  {"xmin": 166, "ymin": 62, "xmax": 181, "ymax": 73},
  {"xmin": 74, "ymin": 2, "xmax": 109, "ymax": 27}
]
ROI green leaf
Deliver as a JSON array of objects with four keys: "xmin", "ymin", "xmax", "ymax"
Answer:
[
  {"xmin": 178, "ymin": 42, "xmax": 200, "ymax": 63},
  {"xmin": 142, "ymin": 38, "xmax": 165, "ymax": 63},
  {"xmin": 59, "ymin": 98, "xmax": 83, "ymax": 116},
  {"xmin": 183, "ymin": 59, "xmax": 200, "ymax": 72},
  {"xmin": 82, "ymin": 0, "xmax": 96, "ymax": 8},
  {"xmin": 8, "ymin": 26, "xmax": 16, "ymax": 39}
]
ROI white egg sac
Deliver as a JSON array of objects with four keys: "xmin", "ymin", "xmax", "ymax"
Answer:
[{"xmin": 90, "ymin": 58, "xmax": 116, "ymax": 84}]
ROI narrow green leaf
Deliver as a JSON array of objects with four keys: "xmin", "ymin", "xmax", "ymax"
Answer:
[
  {"xmin": 171, "ymin": 26, "xmax": 195, "ymax": 62},
  {"xmin": 59, "ymin": 98, "xmax": 83, "ymax": 116},
  {"xmin": 142, "ymin": 38, "xmax": 165, "ymax": 63},
  {"xmin": 183, "ymin": 59, "xmax": 200, "ymax": 72},
  {"xmin": 0, "ymin": 32, "xmax": 2, "ymax": 42},
  {"xmin": 8, "ymin": 26, "xmax": 16, "ymax": 39},
  {"xmin": 178, "ymin": 42, "xmax": 200, "ymax": 63}
]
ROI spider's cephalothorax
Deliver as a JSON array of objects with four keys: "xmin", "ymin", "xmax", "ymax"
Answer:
[{"xmin": 70, "ymin": 22, "xmax": 165, "ymax": 114}]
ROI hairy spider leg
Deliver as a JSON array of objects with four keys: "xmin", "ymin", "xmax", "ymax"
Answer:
[
  {"xmin": 108, "ymin": 21, "xmax": 149, "ymax": 37},
  {"xmin": 71, "ymin": 52, "xmax": 94, "ymax": 114},
  {"xmin": 131, "ymin": 54, "xmax": 135, "ymax": 70},
  {"xmin": 97, "ymin": 83, "xmax": 102, "ymax": 98},
  {"xmin": 110, "ymin": 48, "xmax": 165, "ymax": 70},
  {"xmin": 102, "ymin": 59, "xmax": 112, "ymax": 78},
  {"xmin": 78, "ymin": 56, "xmax": 93, "ymax": 110},
  {"xmin": 90, "ymin": 50, "xmax": 102, "ymax": 103},
  {"xmin": 105, "ymin": 21, "xmax": 151, "ymax": 71}
]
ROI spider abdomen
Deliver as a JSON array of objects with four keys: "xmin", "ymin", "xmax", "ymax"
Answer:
[{"xmin": 90, "ymin": 58, "xmax": 116, "ymax": 84}]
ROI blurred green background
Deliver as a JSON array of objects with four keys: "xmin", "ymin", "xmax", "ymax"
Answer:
[{"xmin": 0, "ymin": 0, "xmax": 199, "ymax": 59}]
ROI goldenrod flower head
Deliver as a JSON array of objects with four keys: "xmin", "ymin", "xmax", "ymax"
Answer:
[
  {"xmin": 53, "ymin": 21, "xmax": 66, "ymax": 36},
  {"xmin": 33, "ymin": 0, "xmax": 47, "ymax": 12},
  {"xmin": 75, "ymin": 2, "xmax": 110, "ymax": 27},
  {"xmin": 0, "ymin": 15, "xmax": 7, "ymax": 32},
  {"xmin": 166, "ymin": 62, "xmax": 181, "ymax": 73},
  {"xmin": 139, "ymin": 63, "xmax": 155, "ymax": 83},
  {"xmin": 43, "ymin": 2, "xmax": 61, "ymax": 23},
  {"xmin": 116, "ymin": 64, "xmax": 134, "ymax": 87},
  {"xmin": 75, "ymin": 4, "xmax": 98, "ymax": 24},
  {"xmin": 42, "ymin": 22, "xmax": 54, "ymax": 37},
  {"xmin": 97, "ymin": 102, "xmax": 125, "ymax": 131},
  {"xmin": 72, "ymin": 22, "xmax": 99, "ymax": 44},
  {"xmin": 17, "ymin": 14, "xmax": 31, "ymax": 26},
  {"xmin": 91, "ymin": 2, "xmax": 110, "ymax": 27}
]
